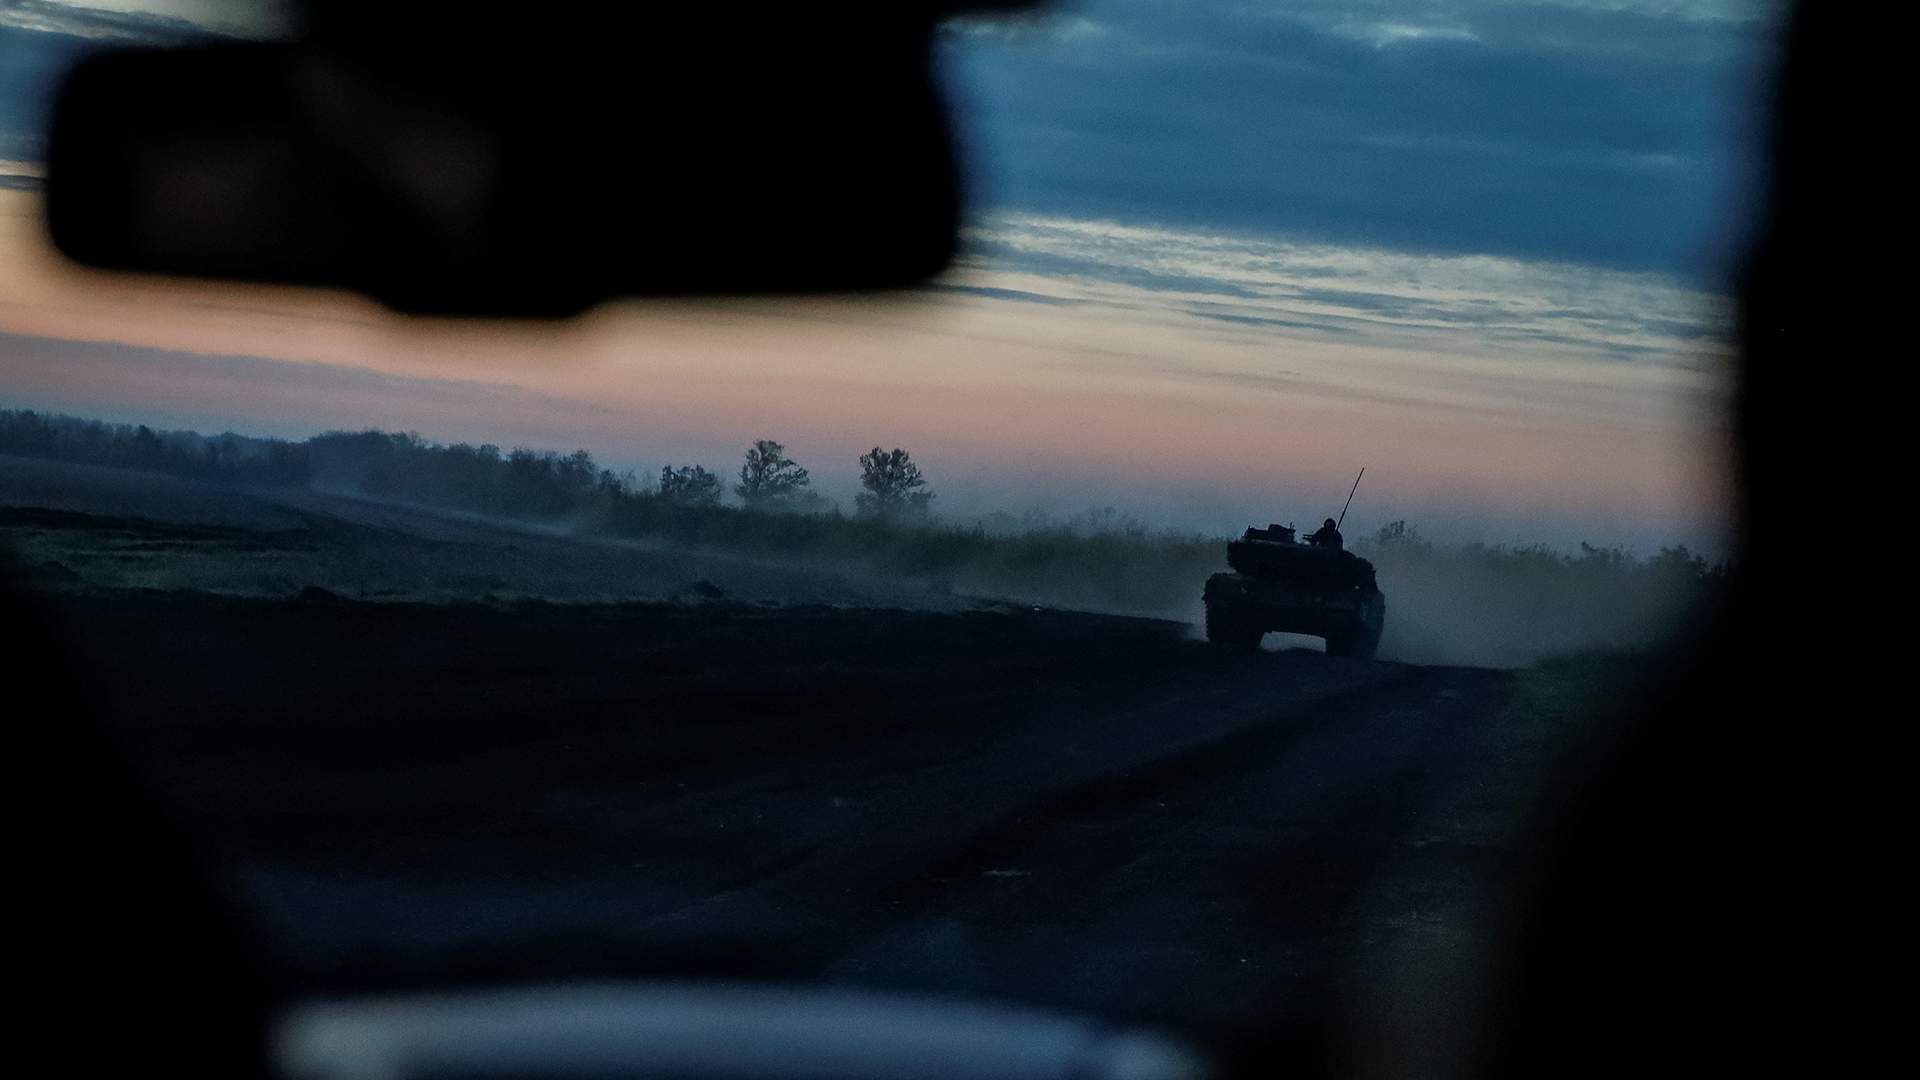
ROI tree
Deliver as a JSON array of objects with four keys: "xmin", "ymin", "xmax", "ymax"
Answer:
[
  {"xmin": 1373, "ymin": 519, "xmax": 1423, "ymax": 547},
  {"xmin": 1646, "ymin": 544, "xmax": 1710, "ymax": 582},
  {"xmin": 735, "ymin": 439, "xmax": 811, "ymax": 506},
  {"xmin": 658, "ymin": 464, "xmax": 722, "ymax": 506},
  {"xmin": 855, "ymin": 446, "xmax": 933, "ymax": 518}
]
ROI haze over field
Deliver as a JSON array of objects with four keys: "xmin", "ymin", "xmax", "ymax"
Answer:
[{"xmin": 0, "ymin": 407, "xmax": 1726, "ymax": 668}]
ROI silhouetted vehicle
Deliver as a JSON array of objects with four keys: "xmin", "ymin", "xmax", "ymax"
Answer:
[{"xmin": 1203, "ymin": 524, "xmax": 1386, "ymax": 657}]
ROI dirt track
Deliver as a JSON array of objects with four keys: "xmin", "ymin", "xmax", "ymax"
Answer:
[{"xmin": 32, "ymin": 587, "xmax": 1556, "ymax": 1051}]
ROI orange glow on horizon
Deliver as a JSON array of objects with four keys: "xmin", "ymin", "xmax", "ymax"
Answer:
[{"xmin": 0, "ymin": 190, "xmax": 1734, "ymax": 545}]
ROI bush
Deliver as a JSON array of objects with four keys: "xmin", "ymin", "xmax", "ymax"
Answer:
[{"xmin": 658, "ymin": 465, "xmax": 722, "ymax": 506}]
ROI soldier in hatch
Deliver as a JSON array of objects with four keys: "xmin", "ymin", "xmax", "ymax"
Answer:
[{"xmin": 1306, "ymin": 517, "xmax": 1343, "ymax": 551}]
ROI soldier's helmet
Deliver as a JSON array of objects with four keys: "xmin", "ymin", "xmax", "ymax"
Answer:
[{"xmin": 1322, "ymin": 518, "xmax": 1337, "ymax": 529}]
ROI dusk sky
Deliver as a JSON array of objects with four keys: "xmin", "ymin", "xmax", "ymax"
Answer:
[{"xmin": 0, "ymin": 1, "xmax": 1782, "ymax": 552}]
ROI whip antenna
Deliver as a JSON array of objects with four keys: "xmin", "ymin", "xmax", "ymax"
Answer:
[{"xmin": 1336, "ymin": 468, "xmax": 1365, "ymax": 530}]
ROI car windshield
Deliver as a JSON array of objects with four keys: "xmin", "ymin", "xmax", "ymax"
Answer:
[{"xmin": 2, "ymin": 0, "xmax": 1780, "ymax": 1068}]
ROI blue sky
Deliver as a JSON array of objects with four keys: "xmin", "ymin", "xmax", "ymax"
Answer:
[{"xmin": 942, "ymin": 1, "xmax": 1781, "ymax": 286}]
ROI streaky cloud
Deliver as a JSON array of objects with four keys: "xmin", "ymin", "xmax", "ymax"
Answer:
[{"xmin": 956, "ymin": 212, "xmax": 1735, "ymax": 371}]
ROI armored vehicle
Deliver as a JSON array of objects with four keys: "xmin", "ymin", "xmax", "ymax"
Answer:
[{"xmin": 1203, "ymin": 524, "xmax": 1386, "ymax": 658}]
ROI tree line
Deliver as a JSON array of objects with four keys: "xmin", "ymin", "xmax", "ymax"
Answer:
[
  {"xmin": 0, "ymin": 408, "xmax": 310, "ymax": 486},
  {"xmin": 0, "ymin": 408, "xmax": 934, "ymax": 519}
]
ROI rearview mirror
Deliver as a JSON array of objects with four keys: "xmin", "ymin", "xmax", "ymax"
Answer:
[{"xmin": 46, "ymin": 12, "xmax": 967, "ymax": 316}]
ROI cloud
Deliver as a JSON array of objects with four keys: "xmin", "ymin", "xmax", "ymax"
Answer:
[
  {"xmin": 944, "ymin": 13, "xmax": 1108, "ymax": 45},
  {"xmin": 940, "ymin": 0, "xmax": 1783, "ymax": 284},
  {"xmin": 0, "ymin": 2, "xmax": 255, "ymax": 163},
  {"xmin": 0, "ymin": 0, "xmax": 256, "ymax": 43},
  {"xmin": 921, "ymin": 283, "xmax": 1086, "ymax": 306},
  {"xmin": 0, "ymin": 160, "xmax": 46, "ymax": 191},
  {"xmin": 1329, "ymin": 21, "xmax": 1482, "ymax": 48},
  {"xmin": 951, "ymin": 211, "xmax": 1735, "ymax": 369}
]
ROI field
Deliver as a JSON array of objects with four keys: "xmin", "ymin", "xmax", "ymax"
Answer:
[
  {"xmin": 0, "ymin": 454, "xmax": 966, "ymax": 610},
  {"xmin": 3, "ymin": 453, "xmax": 1641, "ymax": 1060}
]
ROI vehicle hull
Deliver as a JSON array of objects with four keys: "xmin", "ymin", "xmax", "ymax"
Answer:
[{"xmin": 1203, "ymin": 570, "xmax": 1386, "ymax": 658}]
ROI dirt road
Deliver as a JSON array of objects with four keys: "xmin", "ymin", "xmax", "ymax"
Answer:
[
  {"xmin": 33, "ymin": 587, "xmax": 1561, "ymax": 1051},
  {"xmin": 4, "ymin": 454, "xmax": 1597, "ymax": 1053}
]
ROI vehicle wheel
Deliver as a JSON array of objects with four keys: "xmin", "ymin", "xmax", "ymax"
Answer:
[{"xmin": 1205, "ymin": 606, "xmax": 1262, "ymax": 649}]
